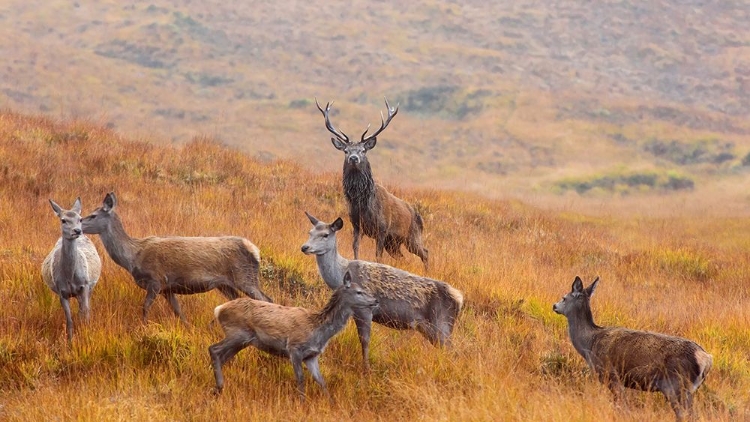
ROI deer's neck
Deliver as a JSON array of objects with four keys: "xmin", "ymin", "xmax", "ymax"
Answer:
[
  {"xmin": 99, "ymin": 214, "xmax": 139, "ymax": 273},
  {"xmin": 59, "ymin": 237, "xmax": 81, "ymax": 280},
  {"xmin": 566, "ymin": 304, "xmax": 602, "ymax": 364},
  {"xmin": 315, "ymin": 239, "xmax": 349, "ymax": 289},
  {"xmin": 311, "ymin": 292, "xmax": 354, "ymax": 349},
  {"xmin": 343, "ymin": 163, "xmax": 376, "ymax": 211}
]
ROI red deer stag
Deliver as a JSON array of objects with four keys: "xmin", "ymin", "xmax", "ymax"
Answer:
[{"xmin": 316, "ymin": 98, "xmax": 429, "ymax": 270}]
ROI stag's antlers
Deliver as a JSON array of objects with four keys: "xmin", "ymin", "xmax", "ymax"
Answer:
[
  {"xmin": 315, "ymin": 98, "xmax": 349, "ymax": 144},
  {"xmin": 361, "ymin": 97, "xmax": 399, "ymax": 143}
]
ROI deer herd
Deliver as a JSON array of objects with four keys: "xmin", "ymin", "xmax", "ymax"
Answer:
[{"xmin": 40, "ymin": 99, "xmax": 711, "ymax": 420}]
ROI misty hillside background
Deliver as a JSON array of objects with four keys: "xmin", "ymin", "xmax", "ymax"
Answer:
[{"xmin": 2, "ymin": 0, "xmax": 750, "ymax": 206}]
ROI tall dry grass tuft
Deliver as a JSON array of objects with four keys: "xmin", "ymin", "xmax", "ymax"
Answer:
[{"xmin": 0, "ymin": 110, "xmax": 747, "ymax": 420}]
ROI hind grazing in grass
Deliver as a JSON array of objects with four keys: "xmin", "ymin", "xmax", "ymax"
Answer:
[
  {"xmin": 553, "ymin": 276, "xmax": 713, "ymax": 422},
  {"xmin": 42, "ymin": 197, "xmax": 102, "ymax": 344}
]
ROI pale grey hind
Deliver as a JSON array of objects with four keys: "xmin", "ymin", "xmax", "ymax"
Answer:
[
  {"xmin": 300, "ymin": 212, "xmax": 463, "ymax": 370},
  {"xmin": 316, "ymin": 98, "xmax": 429, "ymax": 269},
  {"xmin": 42, "ymin": 197, "xmax": 102, "ymax": 343},
  {"xmin": 553, "ymin": 276, "xmax": 712, "ymax": 422},
  {"xmin": 81, "ymin": 192, "xmax": 271, "ymax": 323},
  {"xmin": 209, "ymin": 273, "xmax": 378, "ymax": 399}
]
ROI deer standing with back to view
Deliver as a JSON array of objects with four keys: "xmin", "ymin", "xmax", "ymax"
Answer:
[
  {"xmin": 553, "ymin": 276, "xmax": 712, "ymax": 422},
  {"xmin": 316, "ymin": 98, "xmax": 429, "ymax": 270}
]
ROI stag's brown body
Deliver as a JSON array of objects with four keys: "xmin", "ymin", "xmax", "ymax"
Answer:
[
  {"xmin": 317, "ymin": 98, "xmax": 429, "ymax": 269},
  {"xmin": 82, "ymin": 192, "xmax": 271, "ymax": 323}
]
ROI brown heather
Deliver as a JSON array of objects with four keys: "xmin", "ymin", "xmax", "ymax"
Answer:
[{"xmin": 0, "ymin": 110, "xmax": 747, "ymax": 421}]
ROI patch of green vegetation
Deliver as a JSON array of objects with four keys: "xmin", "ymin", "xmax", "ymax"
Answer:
[
  {"xmin": 554, "ymin": 170, "xmax": 694, "ymax": 195},
  {"xmin": 288, "ymin": 98, "xmax": 311, "ymax": 109},
  {"xmin": 396, "ymin": 86, "xmax": 492, "ymax": 119},
  {"xmin": 653, "ymin": 248, "xmax": 716, "ymax": 282},
  {"xmin": 184, "ymin": 72, "xmax": 234, "ymax": 87},
  {"xmin": 94, "ymin": 39, "xmax": 172, "ymax": 69},
  {"xmin": 133, "ymin": 325, "xmax": 192, "ymax": 373},
  {"xmin": 643, "ymin": 137, "xmax": 735, "ymax": 165}
]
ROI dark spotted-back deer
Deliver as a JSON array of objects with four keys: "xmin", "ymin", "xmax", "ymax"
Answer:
[
  {"xmin": 209, "ymin": 273, "xmax": 378, "ymax": 399},
  {"xmin": 316, "ymin": 98, "xmax": 429, "ymax": 269},
  {"xmin": 301, "ymin": 212, "xmax": 463, "ymax": 370},
  {"xmin": 42, "ymin": 197, "xmax": 102, "ymax": 343},
  {"xmin": 553, "ymin": 276, "xmax": 712, "ymax": 422},
  {"xmin": 81, "ymin": 192, "xmax": 271, "ymax": 323}
]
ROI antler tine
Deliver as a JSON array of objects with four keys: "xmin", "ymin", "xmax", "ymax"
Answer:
[
  {"xmin": 361, "ymin": 96, "xmax": 399, "ymax": 143},
  {"xmin": 315, "ymin": 97, "xmax": 349, "ymax": 143}
]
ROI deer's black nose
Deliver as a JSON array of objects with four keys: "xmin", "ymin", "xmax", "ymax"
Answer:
[
  {"xmin": 73, "ymin": 228, "xmax": 82, "ymax": 235},
  {"xmin": 301, "ymin": 245, "xmax": 309, "ymax": 253},
  {"xmin": 348, "ymin": 155, "xmax": 360, "ymax": 164}
]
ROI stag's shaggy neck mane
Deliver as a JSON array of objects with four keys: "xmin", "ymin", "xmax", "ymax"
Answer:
[
  {"xmin": 343, "ymin": 164, "xmax": 376, "ymax": 216},
  {"xmin": 97, "ymin": 212, "xmax": 139, "ymax": 273}
]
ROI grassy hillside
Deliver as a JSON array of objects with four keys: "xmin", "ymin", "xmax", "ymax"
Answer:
[
  {"xmin": 1, "ymin": 0, "xmax": 749, "ymax": 203},
  {"xmin": 0, "ymin": 111, "xmax": 747, "ymax": 420}
]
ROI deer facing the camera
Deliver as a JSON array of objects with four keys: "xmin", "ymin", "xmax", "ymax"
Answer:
[{"xmin": 316, "ymin": 98, "xmax": 429, "ymax": 270}]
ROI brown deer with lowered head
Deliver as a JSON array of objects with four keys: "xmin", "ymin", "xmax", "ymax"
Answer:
[
  {"xmin": 81, "ymin": 192, "xmax": 272, "ymax": 323},
  {"xmin": 209, "ymin": 272, "xmax": 378, "ymax": 399},
  {"xmin": 316, "ymin": 98, "xmax": 429, "ymax": 269},
  {"xmin": 553, "ymin": 276, "xmax": 712, "ymax": 422}
]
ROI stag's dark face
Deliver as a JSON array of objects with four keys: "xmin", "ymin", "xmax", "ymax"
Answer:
[{"xmin": 332, "ymin": 138, "xmax": 376, "ymax": 169}]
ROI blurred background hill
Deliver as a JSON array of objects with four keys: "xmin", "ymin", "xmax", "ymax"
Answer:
[{"xmin": 2, "ymin": 0, "xmax": 749, "ymax": 212}]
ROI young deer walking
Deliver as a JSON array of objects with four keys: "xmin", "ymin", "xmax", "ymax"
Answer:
[
  {"xmin": 316, "ymin": 98, "xmax": 429, "ymax": 269},
  {"xmin": 42, "ymin": 197, "xmax": 102, "ymax": 343},
  {"xmin": 81, "ymin": 192, "xmax": 271, "ymax": 323},
  {"xmin": 209, "ymin": 273, "xmax": 378, "ymax": 399},
  {"xmin": 553, "ymin": 276, "xmax": 713, "ymax": 421},
  {"xmin": 301, "ymin": 212, "xmax": 463, "ymax": 370}
]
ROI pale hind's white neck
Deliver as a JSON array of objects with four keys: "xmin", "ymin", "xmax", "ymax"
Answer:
[{"xmin": 314, "ymin": 241, "xmax": 350, "ymax": 290}]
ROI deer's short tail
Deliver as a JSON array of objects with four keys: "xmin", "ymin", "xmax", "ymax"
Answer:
[{"xmin": 692, "ymin": 349, "xmax": 713, "ymax": 392}]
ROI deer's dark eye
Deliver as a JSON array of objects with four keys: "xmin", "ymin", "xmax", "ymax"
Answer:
[{"xmin": 322, "ymin": 234, "xmax": 329, "ymax": 238}]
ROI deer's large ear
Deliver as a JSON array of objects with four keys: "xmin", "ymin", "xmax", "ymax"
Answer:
[
  {"xmin": 363, "ymin": 136, "xmax": 377, "ymax": 151},
  {"xmin": 572, "ymin": 276, "xmax": 584, "ymax": 293},
  {"xmin": 343, "ymin": 271, "xmax": 352, "ymax": 288},
  {"xmin": 331, "ymin": 137, "xmax": 347, "ymax": 151},
  {"xmin": 71, "ymin": 197, "xmax": 82, "ymax": 214},
  {"xmin": 49, "ymin": 199, "xmax": 63, "ymax": 217},
  {"xmin": 331, "ymin": 217, "xmax": 344, "ymax": 232},
  {"xmin": 305, "ymin": 211, "xmax": 319, "ymax": 226},
  {"xmin": 102, "ymin": 192, "xmax": 116, "ymax": 213},
  {"xmin": 586, "ymin": 277, "xmax": 600, "ymax": 297}
]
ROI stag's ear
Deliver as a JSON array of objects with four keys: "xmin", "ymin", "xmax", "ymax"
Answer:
[
  {"xmin": 331, "ymin": 217, "xmax": 344, "ymax": 232},
  {"xmin": 362, "ymin": 136, "xmax": 377, "ymax": 151},
  {"xmin": 331, "ymin": 137, "xmax": 347, "ymax": 151},
  {"xmin": 343, "ymin": 271, "xmax": 352, "ymax": 288},
  {"xmin": 71, "ymin": 197, "xmax": 82, "ymax": 214},
  {"xmin": 586, "ymin": 277, "xmax": 600, "ymax": 297},
  {"xmin": 572, "ymin": 276, "xmax": 584, "ymax": 293},
  {"xmin": 304, "ymin": 211, "xmax": 319, "ymax": 226},
  {"xmin": 49, "ymin": 199, "xmax": 63, "ymax": 217},
  {"xmin": 102, "ymin": 192, "xmax": 117, "ymax": 213}
]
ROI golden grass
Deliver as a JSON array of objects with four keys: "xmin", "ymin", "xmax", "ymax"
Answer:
[{"xmin": 0, "ymin": 111, "xmax": 747, "ymax": 421}]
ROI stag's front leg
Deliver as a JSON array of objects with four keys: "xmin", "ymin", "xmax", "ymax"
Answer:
[
  {"xmin": 352, "ymin": 224, "xmax": 361, "ymax": 260},
  {"xmin": 141, "ymin": 281, "xmax": 160, "ymax": 323}
]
